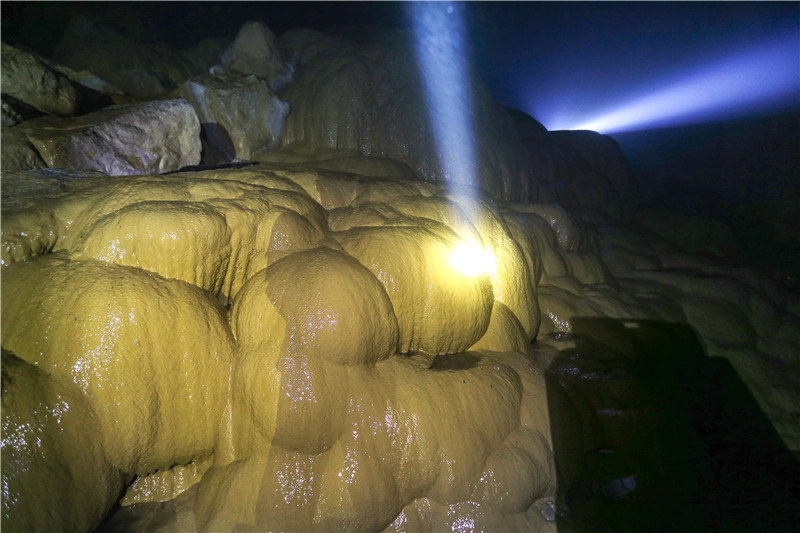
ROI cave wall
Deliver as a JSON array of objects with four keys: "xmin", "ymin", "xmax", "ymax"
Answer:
[{"xmin": 1, "ymin": 15, "xmax": 799, "ymax": 532}]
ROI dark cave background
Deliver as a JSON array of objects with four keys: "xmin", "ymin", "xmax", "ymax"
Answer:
[{"xmin": 3, "ymin": 1, "xmax": 799, "ymax": 275}]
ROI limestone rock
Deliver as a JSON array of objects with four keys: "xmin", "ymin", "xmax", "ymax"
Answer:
[
  {"xmin": 0, "ymin": 166, "xmax": 563, "ymax": 531},
  {"xmin": 53, "ymin": 15, "xmax": 205, "ymax": 99},
  {"xmin": 182, "ymin": 38, "xmax": 232, "ymax": 74},
  {"xmin": 277, "ymin": 28, "xmax": 534, "ymax": 202},
  {"xmin": 334, "ymin": 221, "xmax": 495, "ymax": 355},
  {"xmin": 42, "ymin": 61, "xmax": 127, "ymax": 97},
  {"xmin": 120, "ymin": 459, "xmax": 212, "ymax": 506},
  {"xmin": 1, "ymin": 253, "xmax": 235, "ymax": 476},
  {"xmin": 103, "ymin": 69, "xmax": 167, "ymax": 100},
  {"xmin": 1, "ymin": 42, "xmax": 78, "ymax": 116},
  {"xmin": 1, "ymin": 42, "xmax": 111, "ymax": 117},
  {"xmin": 507, "ymin": 107, "xmax": 570, "ymax": 186},
  {"xmin": 17, "ymin": 99, "xmax": 201, "ymax": 175},
  {"xmin": 0, "ymin": 127, "xmax": 45, "ymax": 171},
  {"xmin": 181, "ymin": 71, "xmax": 290, "ymax": 162},
  {"xmin": 2, "ymin": 95, "xmax": 43, "ymax": 126},
  {"xmin": 220, "ymin": 21, "xmax": 290, "ymax": 89},
  {"xmin": 252, "ymin": 146, "xmax": 422, "ymax": 183},
  {"xmin": 513, "ymin": 204, "xmax": 600, "ymax": 254},
  {"xmin": 548, "ymin": 130, "xmax": 638, "ymax": 217},
  {"xmin": 2, "ymin": 162, "xmax": 799, "ymax": 531},
  {"xmin": 231, "ymin": 246, "xmax": 399, "ymax": 366},
  {"xmin": 505, "ymin": 110, "xmax": 640, "ymax": 220}
]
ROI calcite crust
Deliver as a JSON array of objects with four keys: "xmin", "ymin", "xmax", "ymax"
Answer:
[
  {"xmin": 2, "ymin": 164, "xmax": 798, "ymax": 532},
  {"xmin": 1, "ymin": 167, "xmax": 568, "ymax": 532}
]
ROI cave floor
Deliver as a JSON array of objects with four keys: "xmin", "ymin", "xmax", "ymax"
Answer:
[{"xmin": 551, "ymin": 330, "xmax": 800, "ymax": 533}]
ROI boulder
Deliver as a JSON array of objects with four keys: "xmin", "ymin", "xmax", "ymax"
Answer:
[
  {"xmin": 1, "ymin": 42, "xmax": 112, "ymax": 116},
  {"xmin": 42, "ymin": 62, "xmax": 127, "ymax": 98},
  {"xmin": 1, "ymin": 42, "xmax": 77, "ymax": 116},
  {"xmin": 16, "ymin": 99, "xmax": 201, "ymax": 175},
  {"xmin": 220, "ymin": 21, "xmax": 290, "ymax": 90},
  {"xmin": 181, "ymin": 38, "xmax": 231, "ymax": 74},
  {"xmin": 181, "ymin": 71, "xmax": 290, "ymax": 163},
  {"xmin": 53, "ymin": 15, "xmax": 204, "ymax": 99},
  {"xmin": 0, "ymin": 127, "xmax": 45, "ymax": 171},
  {"xmin": 104, "ymin": 69, "xmax": 167, "ymax": 100}
]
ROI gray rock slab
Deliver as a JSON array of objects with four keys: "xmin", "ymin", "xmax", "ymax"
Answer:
[{"xmin": 17, "ymin": 99, "xmax": 201, "ymax": 175}]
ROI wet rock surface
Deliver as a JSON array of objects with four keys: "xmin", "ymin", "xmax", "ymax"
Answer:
[
  {"xmin": 2, "ymin": 163, "xmax": 799, "ymax": 531},
  {"xmin": 1, "ymin": 40, "xmax": 77, "ymax": 113},
  {"xmin": 1, "ymin": 16, "xmax": 799, "ymax": 533}
]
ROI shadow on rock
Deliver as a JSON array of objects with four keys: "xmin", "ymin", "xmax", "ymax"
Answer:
[{"xmin": 542, "ymin": 317, "xmax": 800, "ymax": 532}]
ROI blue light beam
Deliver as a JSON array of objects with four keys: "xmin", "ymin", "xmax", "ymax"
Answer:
[
  {"xmin": 408, "ymin": 1, "xmax": 477, "ymax": 190},
  {"xmin": 553, "ymin": 29, "xmax": 799, "ymax": 133}
]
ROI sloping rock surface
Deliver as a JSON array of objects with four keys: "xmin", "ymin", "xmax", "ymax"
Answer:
[
  {"xmin": 2, "ymin": 42, "xmax": 79, "ymax": 116},
  {"xmin": 16, "ymin": 99, "xmax": 201, "ymax": 175},
  {"xmin": 1, "ymin": 42, "xmax": 112, "ymax": 116},
  {"xmin": 53, "ymin": 15, "xmax": 225, "ymax": 99},
  {"xmin": 0, "ymin": 127, "xmax": 45, "ymax": 171}
]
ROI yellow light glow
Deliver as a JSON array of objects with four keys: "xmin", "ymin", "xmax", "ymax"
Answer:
[{"xmin": 450, "ymin": 242, "xmax": 495, "ymax": 277}]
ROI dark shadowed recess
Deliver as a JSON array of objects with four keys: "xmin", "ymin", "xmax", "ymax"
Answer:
[
  {"xmin": 544, "ymin": 318, "xmax": 800, "ymax": 532},
  {"xmin": 613, "ymin": 110, "xmax": 800, "ymax": 281}
]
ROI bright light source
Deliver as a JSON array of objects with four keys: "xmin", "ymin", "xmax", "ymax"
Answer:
[
  {"xmin": 545, "ymin": 28, "xmax": 799, "ymax": 133},
  {"xmin": 450, "ymin": 242, "xmax": 495, "ymax": 277}
]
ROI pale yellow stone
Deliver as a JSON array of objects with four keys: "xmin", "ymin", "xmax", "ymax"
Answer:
[
  {"xmin": 334, "ymin": 221, "xmax": 494, "ymax": 355},
  {"xmin": 1, "ymin": 351, "xmax": 123, "ymax": 532},
  {"xmin": 120, "ymin": 458, "xmax": 212, "ymax": 506},
  {"xmin": 1, "ymin": 253, "xmax": 235, "ymax": 475},
  {"xmin": 471, "ymin": 301, "xmax": 531, "ymax": 353},
  {"xmin": 449, "ymin": 194, "xmax": 540, "ymax": 340},
  {"xmin": 4, "ymin": 163, "xmax": 799, "ymax": 533}
]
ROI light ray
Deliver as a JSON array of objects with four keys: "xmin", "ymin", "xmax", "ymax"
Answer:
[
  {"xmin": 548, "ymin": 29, "xmax": 799, "ymax": 133},
  {"xmin": 408, "ymin": 1, "xmax": 477, "ymax": 190}
]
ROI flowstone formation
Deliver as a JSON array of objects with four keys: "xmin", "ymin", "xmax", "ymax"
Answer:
[
  {"xmin": 2, "ymin": 166, "xmax": 578, "ymax": 532},
  {"xmin": 3, "ymin": 162, "xmax": 800, "ymax": 531},
  {"xmin": 2, "ymin": 15, "xmax": 800, "ymax": 533}
]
